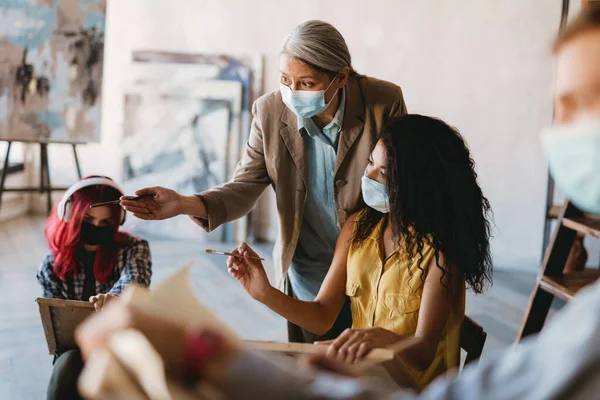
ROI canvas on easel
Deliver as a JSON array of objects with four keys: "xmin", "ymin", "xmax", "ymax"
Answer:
[
  {"xmin": 0, "ymin": 0, "xmax": 106, "ymax": 144},
  {"xmin": 0, "ymin": 1, "xmax": 102, "ymax": 212}
]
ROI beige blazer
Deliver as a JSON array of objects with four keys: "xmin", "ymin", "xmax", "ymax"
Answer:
[{"xmin": 192, "ymin": 75, "xmax": 407, "ymax": 285}]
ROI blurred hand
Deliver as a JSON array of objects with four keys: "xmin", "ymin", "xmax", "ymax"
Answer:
[
  {"xmin": 76, "ymin": 303, "xmax": 239, "ymax": 386},
  {"xmin": 227, "ymin": 242, "xmax": 272, "ymax": 301},
  {"xmin": 77, "ymin": 303, "xmax": 189, "ymax": 378},
  {"xmin": 120, "ymin": 187, "xmax": 183, "ymax": 220},
  {"xmin": 315, "ymin": 327, "xmax": 402, "ymax": 364},
  {"xmin": 89, "ymin": 293, "xmax": 117, "ymax": 311}
]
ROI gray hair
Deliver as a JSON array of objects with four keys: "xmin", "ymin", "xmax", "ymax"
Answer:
[{"xmin": 281, "ymin": 20, "xmax": 358, "ymax": 77}]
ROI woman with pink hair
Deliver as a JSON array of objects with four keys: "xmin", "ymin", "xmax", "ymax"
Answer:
[{"xmin": 37, "ymin": 175, "xmax": 152, "ymax": 400}]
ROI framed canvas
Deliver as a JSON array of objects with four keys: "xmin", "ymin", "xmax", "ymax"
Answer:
[
  {"xmin": 129, "ymin": 52, "xmax": 263, "ymax": 174},
  {"xmin": 129, "ymin": 52, "xmax": 264, "ymax": 243},
  {"xmin": 120, "ymin": 80, "xmax": 242, "ymax": 241},
  {"xmin": 0, "ymin": 0, "xmax": 106, "ymax": 143},
  {"xmin": 36, "ymin": 297, "xmax": 95, "ymax": 354}
]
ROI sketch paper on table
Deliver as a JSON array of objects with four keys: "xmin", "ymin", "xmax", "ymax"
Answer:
[
  {"xmin": 0, "ymin": 0, "xmax": 106, "ymax": 143},
  {"xmin": 121, "ymin": 81, "xmax": 242, "ymax": 241}
]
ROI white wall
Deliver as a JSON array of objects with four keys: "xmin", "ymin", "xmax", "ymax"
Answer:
[{"xmin": 38, "ymin": 0, "xmax": 567, "ymax": 271}]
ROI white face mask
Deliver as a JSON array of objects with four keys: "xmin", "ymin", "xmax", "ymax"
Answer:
[
  {"xmin": 361, "ymin": 174, "xmax": 390, "ymax": 213},
  {"xmin": 279, "ymin": 76, "xmax": 339, "ymax": 119},
  {"xmin": 541, "ymin": 117, "xmax": 600, "ymax": 214}
]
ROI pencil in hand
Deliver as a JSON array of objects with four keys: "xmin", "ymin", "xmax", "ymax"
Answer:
[
  {"xmin": 204, "ymin": 249, "xmax": 265, "ymax": 261},
  {"xmin": 89, "ymin": 194, "xmax": 154, "ymax": 208}
]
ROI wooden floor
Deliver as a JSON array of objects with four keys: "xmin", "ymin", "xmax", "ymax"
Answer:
[{"xmin": 0, "ymin": 215, "xmax": 557, "ymax": 399}]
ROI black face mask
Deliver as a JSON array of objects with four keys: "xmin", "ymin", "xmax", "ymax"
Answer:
[{"xmin": 80, "ymin": 222, "xmax": 116, "ymax": 246}]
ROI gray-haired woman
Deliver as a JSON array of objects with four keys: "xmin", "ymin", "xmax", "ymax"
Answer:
[{"xmin": 121, "ymin": 20, "xmax": 407, "ymax": 344}]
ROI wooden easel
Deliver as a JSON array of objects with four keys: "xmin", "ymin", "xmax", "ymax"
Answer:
[
  {"xmin": 540, "ymin": 0, "xmax": 571, "ymax": 258},
  {"xmin": 516, "ymin": 200, "xmax": 600, "ymax": 342},
  {"xmin": 0, "ymin": 141, "xmax": 83, "ymax": 213}
]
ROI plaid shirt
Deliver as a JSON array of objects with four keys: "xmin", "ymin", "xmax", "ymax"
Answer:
[{"xmin": 36, "ymin": 234, "xmax": 152, "ymax": 300}]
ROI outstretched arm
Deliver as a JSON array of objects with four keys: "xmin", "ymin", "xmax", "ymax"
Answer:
[{"xmin": 228, "ymin": 214, "xmax": 359, "ymax": 335}]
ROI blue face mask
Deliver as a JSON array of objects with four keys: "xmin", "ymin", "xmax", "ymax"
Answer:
[
  {"xmin": 362, "ymin": 174, "xmax": 390, "ymax": 213},
  {"xmin": 280, "ymin": 77, "xmax": 339, "ymax": 119},
  {"xmin": 541, "ymin": 118, "xmax": 600, "ymax": 214}
]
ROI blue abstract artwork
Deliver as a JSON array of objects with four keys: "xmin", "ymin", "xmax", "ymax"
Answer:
[
  {"xmin": 120, "ymin": 80, "xmax": 242, "ymax": 241},
  {"xmin": 0, "ymin": 0, "xmax": 106, "ymax": 143}
]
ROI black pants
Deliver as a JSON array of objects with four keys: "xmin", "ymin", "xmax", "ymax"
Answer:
[
  {"xmin": 285, "ymin": 277, "xmax": 353, "ymax": 343},
  {"xmin": 47, "ymin": 349, "xmax": 84, "ymax": 400}
]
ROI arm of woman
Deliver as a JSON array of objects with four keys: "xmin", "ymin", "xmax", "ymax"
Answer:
[
  {"xmin": 229, "ymin": 214, "xmax": 359, "ymax": 335},
  {"xmin": 393, "ymin": 253, "xmax": 461, "ymax": 371},
  {"xmin": 36, "ymin": 255, "xmax": 70, "ymax": 299},
  {"xmin": 108, "ymin": 239, "xmax": 152, "ymax": 296}
]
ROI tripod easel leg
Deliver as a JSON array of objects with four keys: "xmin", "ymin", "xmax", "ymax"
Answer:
[
  {"xmin": 0, "ymin": 142, "xmax": 76, "ymax": 215},
  {"xmin": 72, "ymin": 144, "xmax": 82, "ymax": 179},
  {"xmin": 0, "ymin": 142, "xmax": 13, "ymax": 211},
  {"xmin": 39, "ymin": 143, "xmax": 52, "ymax": 213},
  {"xmin": 39, "ymin": 143, "xmax": 46, "ymax": 195},
  {"xmin": 42, "ymin": 144, "xmax": 53, "ymax": 213}
]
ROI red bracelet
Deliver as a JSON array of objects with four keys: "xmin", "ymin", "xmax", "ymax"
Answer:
[{"xmin": 183, "ymin": 327, "xmax": 225, "ymax": 386}]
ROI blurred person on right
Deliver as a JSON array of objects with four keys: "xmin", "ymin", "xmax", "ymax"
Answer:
[{"xmin": 76, "ymin": 5, "xmax": 600, "ymax": 400}]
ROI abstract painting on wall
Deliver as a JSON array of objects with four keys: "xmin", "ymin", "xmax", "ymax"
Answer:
[
  {"xmin": 0, "ymin": 0, "xmax": 106, "ymax": 143},
  {"xmin": 120, "ymin": 81, "xmax": 242, "ymax": 241}
]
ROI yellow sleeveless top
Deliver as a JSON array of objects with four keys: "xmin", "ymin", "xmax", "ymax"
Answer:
[{"xmin": 346, "ymin": 215, "xmax": 465, "ymax": 389}]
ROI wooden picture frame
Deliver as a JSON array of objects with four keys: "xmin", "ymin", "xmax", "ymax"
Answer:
[{"xmin": 36, "ymin": 297, "xmax": 95, "ymax": 354}]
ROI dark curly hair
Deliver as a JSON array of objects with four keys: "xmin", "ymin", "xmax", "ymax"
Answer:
[{"xmin": 353, "ymin": 115, "xmax": 493, "ymax": 293}]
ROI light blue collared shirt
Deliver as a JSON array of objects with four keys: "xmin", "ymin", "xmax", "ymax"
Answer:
[{"xmin": 288, "ymin": 88, "xmax": 346, "ymax": 301}]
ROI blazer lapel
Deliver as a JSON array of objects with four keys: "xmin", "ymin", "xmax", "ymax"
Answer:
[
  {"xmin": 279, "ymin": 106, "xmax": 307, "ymax": 186},
  {"xmin": 335, "ymin": 77, "xmax": 365, "ymax": 174}
]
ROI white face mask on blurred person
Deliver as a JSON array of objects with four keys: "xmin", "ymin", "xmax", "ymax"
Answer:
[{"xmin": 541, "ymin": 117, "xmax": 600, "ymax": 214}]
